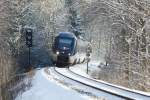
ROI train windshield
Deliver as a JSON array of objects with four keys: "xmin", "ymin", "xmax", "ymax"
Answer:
[
  {"xmin": 59, "ymin": 38, "xmax": 72, "ymax": 45},
  {"xmin": 58, "ymin": 38, "xmax": 73, "ymax": 50}
]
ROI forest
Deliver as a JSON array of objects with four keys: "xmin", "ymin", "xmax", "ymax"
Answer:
[{"xmin": 0, "ymin": 0, "xmax": 150, "ymax": 99}]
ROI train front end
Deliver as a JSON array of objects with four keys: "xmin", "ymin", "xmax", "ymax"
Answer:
[{"xmin": 52, "ymin": 32, "xmax": 77, "ymax": 67}]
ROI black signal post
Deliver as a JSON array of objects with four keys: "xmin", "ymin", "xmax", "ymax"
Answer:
[
  {"xmin": 86, "ymin": 50, "xmax": 90, "ymax": 74},
  {"xmin": 26, "ymin": 28, "xmax": 33, "ymax": 66},
  {"xmin": 86, "ymin": 44, "xmax": 92, "ymax": 74},
  {"xmin": 86, "ymin": 56, "xmax": 90, "ymax": 74}
]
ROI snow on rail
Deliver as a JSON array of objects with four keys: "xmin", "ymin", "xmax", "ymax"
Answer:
[
  {"xmin": 56, "ymin": 67, "xmax": 150, "ymax": 100},
  {"xmin": 50, "ymin": 67, "xmax": 125, "ymax": 100}
]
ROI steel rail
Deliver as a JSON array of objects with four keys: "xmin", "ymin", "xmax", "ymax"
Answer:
[
  {"xmin": 67, "ymin": 68, "xmax": 150, "ymax": 100},
  {"xmin": 53, "ymin": 67, "xmax": 133, "ymax": 100}
]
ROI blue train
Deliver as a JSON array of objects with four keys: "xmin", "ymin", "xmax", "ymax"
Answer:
[{"xmin": 52, "ymin": 32, "xmax": 91, "ymax": 67}]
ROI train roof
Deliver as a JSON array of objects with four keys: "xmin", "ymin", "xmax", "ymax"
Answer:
[{"xmin": 57, "ymin": 32, "xmax": 77, "ymax": 39}]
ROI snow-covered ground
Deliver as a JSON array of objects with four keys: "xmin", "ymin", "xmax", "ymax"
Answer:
[
  {"xmin": 49, "ymin": 67, "xmax": 125, "ymax": 100},
  {"xmin": 15, "ymin": 61, "xmax": 150, "ymax": 100},
  {"xmin": 15, "ymin": 68, "xmax": 86, "ymax": 100},
  {"xmin": 70, "ymin": 60, "xmax": 102, "ymax": 78},
  {"xmin": 70, "ymin": 61, "xmax": 150, "ymax": 99},
  {"xmin": 14, "ymin": 66, "xmax": 122, "ymax": 100}
]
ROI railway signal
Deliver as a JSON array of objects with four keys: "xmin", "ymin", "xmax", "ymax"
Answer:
[
  {"xmin": 26, "ymin": 29, "xmax": 33, "ymax": 47},
  {"xmin": 25, "ymin": 28, "xmax": 33, "ymax": 66}
]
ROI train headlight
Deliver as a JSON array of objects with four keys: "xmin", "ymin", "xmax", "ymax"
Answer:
[
  {"xmin": 56, "ymin": 51, "xmax": 60, "ymax": 55},
  {"xmin": 68, "ymin": 53, "xmax": 71, "ymax": 56}
]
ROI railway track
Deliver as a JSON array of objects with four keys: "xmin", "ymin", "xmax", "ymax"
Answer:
[
  {"xmin": 67, "ymin": 68, "xmax": 150, "ymax": 100},
  {"xmin": 52, "ymin": 67, "xmax": 142, "ymax": 100}
]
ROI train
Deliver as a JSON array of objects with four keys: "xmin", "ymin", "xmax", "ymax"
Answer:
[{"xmin": 51, "ymin": 32, "xmax": 92, "ymax": 67}]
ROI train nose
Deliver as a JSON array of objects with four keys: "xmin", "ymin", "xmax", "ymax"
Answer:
[
  {"xmin": 57, "ymin": 55, "xmax": 69, "ymax": 65},
  {"xmin": 59, "ymin": 48, "xmax": 71, "ymax": 55},
  {"xmin": 63, "ymin": 47, "xmax": 69, "ymax": 50}
]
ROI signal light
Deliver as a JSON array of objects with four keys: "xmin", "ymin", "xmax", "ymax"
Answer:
[{"xmin": 26, "ymin": 29, "xmax": 33, "ymax": 47}]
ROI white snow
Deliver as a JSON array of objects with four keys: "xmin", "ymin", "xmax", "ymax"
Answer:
[
  {"xmin": 70, "ymin": 60, "xmax": 102, "ymax": 78},
  {"xmin": 15, "ymin": 68, "xmax": 86, "ymax": 100},
  {"xmin": 56, "ymin": 67, "xmax": 150, "ymax": 100},
  {"xmin": 69, "ymin": 61, "xmax": 150, "ymax": 100},
  {"xmin": 15, "ymin": 60, "xmax": 150, "ymax": 100},
  {"xmin": 49, "ymin": 67, "xmax": 123, "ymax": 100}
]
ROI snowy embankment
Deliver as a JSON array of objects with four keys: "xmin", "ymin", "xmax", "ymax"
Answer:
[
  {"xmin": 49, "ymin": 67, "xmax": 125, "ymax": 100},
  {"xmin": 70, "ymin": 60, "xmax": 101, "ymax": 78},
  {"xmin": 15, "ymin": 68, "xmax": 86, "ymax": 100},
  {"xmin": 70, "ymin": 61, "xmax": 150, "ymax": 99},
  {"xmin": 14, "ymin": 61, "xmax": 150, "ymax": 100},
  {"xmin": 15, "ymin": 66, "xmax": 121, "ymax": 100}
]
